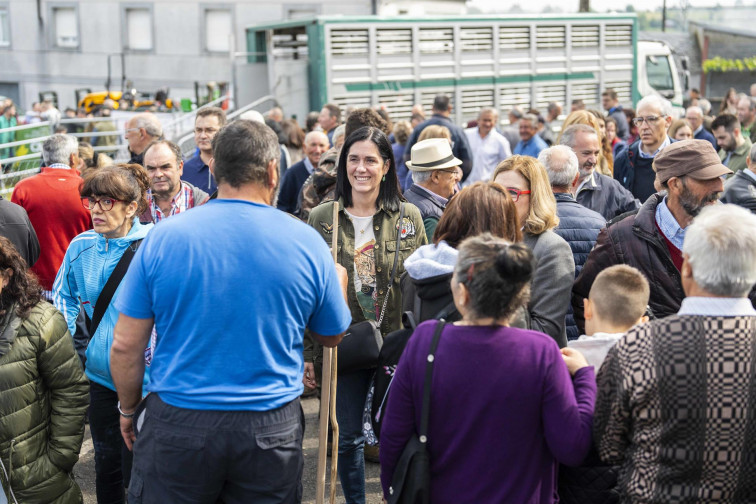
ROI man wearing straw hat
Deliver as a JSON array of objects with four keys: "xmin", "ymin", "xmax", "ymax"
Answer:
[
  {"xmin": 404, "ymin": 138, "xmax": 462, "ymax": 238},
  {"xmin": 110, "ymin": 120, "xmax": 351, "ymax": 503}
]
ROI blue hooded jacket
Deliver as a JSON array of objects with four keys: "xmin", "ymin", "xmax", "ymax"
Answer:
[{"xmin": 53, "ymin": 218, "xmax": 153, "ymax": 391}]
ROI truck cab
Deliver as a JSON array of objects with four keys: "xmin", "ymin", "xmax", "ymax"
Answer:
[{"xmin": 637, "ymin": 40, "xmax": 684, "ymax": 115}]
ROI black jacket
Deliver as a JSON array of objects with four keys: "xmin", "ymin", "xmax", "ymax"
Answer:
[
  {"xmin": 613, "ymin": 140, "xmax": 659, "ymax": 203},
  {"xmin": 553, "ymin": 193, "xmax": 606, "ymax": 340},
  {"xmin": 721, "ymin": 169, "xmax": 756, "ymax": 213},
  {"xmin": 576, "ymin": 172, "xmax": 639, "ymax": 222},
  {"xmin": 0, "ymin": 197, "xmax": 40, "ymax": 267},
  {"xmin": 572, "ymin": 193, "xmax": 684, "ymax": 333}
]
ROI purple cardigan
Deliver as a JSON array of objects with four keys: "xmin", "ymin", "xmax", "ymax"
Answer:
[{"xmin": 379, "ymin": 321, "xmax": 596, "ymax": 503}]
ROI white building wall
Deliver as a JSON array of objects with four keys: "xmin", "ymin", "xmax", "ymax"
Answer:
[{"xmin": 0, "ymin": 0, "xmax": 375, "ymax": 110}]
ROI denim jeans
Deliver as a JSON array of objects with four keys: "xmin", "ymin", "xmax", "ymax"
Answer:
[
  {"xmin": 336, "ymin": 368, "xmax": 373, "ymax": 504},
  {"xmin": 89, "ymin": 382, "xmax": 132, "ymax": 504}
]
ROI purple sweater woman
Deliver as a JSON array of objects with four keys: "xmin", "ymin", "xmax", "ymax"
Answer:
[{"xmin": 380, "ymin": 232, "xmax": 596, "ymax": 503}]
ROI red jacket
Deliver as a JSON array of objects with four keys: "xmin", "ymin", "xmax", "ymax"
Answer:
[{"xmin": 11, "ymin": 167, "xmax": 92, "ymax": 290}]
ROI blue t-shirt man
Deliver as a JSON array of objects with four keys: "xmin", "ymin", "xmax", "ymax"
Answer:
[{"xmin": 114, "ymin": 199, "xmax": 351, "ymax": 411}]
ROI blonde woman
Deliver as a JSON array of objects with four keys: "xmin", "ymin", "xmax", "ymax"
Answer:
[
  {"xmin": 493, "ymin": 155, "xmax": 574, "ymax": 347},
  {"xmin": 559, "ymin": 110, "xmax": 613, "ymax": 176}
]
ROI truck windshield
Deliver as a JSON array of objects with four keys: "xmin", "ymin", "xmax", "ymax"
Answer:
[{"xmin": 646, "ymin": 55, "xmax": 674, "ymax": 92}]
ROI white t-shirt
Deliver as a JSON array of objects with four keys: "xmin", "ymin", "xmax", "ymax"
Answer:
[{"xmin": 345, "ymin": 209, "xmax": 377, "ymax": 320}]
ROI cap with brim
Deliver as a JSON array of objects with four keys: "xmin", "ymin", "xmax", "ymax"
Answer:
[
  {"xmin": 406, "ymin": 138, "xmax": 463, "ymax": 172},
  {"xmin": 654, "ymin": 139, "xmax": 733, "ymax": 184}
]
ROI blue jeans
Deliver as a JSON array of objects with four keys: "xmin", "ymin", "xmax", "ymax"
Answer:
[
  {"xmin": 336, "ymin": 368, "xmax": 373, "ymax": 504},
  {"xmin": 89, "ymin": 382, "xmax": 132, "ymax": 504}
]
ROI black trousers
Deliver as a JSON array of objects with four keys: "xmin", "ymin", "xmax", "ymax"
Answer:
[
  {"xmin": 128, "ymin": 394, "xmax": 304, "ymax": 504},
  {"xmin": 89, "ymin": 382, "xmax": 133, "ymax": 504}
]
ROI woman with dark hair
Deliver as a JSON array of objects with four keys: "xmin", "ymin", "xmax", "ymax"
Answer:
[
  {"xmin": 400, "ymin": 181, "xmax": 521, "ymax": 323},
  {"xmin": 493, "ymin": 156, "xmax": 575, "ymax": 348},
  {"xmin": 380, "ymin": 233, "xmax": 595, "ymax": 503},
  {"xmin": 308, "ymin": 126, "xmax": 426, "ymax": 504},
  {"xmin": 281, "ymin": 118, "xmax": 305, "ymax": 165},
  {"xmin": 720, "ymin": 87, "xmax": 739, "ymax": 115},
  {"xmin": 53, "ymin": 163, "xmax": 153, "ymax": 504},
  {"xmin": 0, "ymin": 235, "xmax": 89, "ymax": 504}
]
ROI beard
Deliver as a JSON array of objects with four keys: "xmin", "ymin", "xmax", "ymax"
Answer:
[
  {"xmin": 579, "ymin": 163, "xmax": 594, "ymax": 179},
  {"xmin": 679, "ymin": 180, "xmax": 720, "ymax": 217}
]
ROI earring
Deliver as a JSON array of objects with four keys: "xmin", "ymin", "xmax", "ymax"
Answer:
[{"xmin": 382, "ymin": 175, "xmax": 386, "ymax": 182}]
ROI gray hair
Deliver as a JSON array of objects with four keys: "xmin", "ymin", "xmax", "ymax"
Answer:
[
  {"xmin": 479, "ymin": 107, "xmax": 498, "ymax": 119},
  {"xmin": 682, "ymin": 204, "xmax": 756, "ymax": 297},
  {"xmin": 739, "ymin": 96, "xmax": 756, "ymax": 111},
  {"xmin": 686, "ymin": 106, "xmax": 703, "ymax": 118},
  {"xmin": 538, "ymin": 146, "xmax": 579, "ymax": 188},
  {"xmin": 411, "ymin": 170, "xmax": 433, "ymax": 184},
  {"xmin": 212, "ymin": 120, "xmax": 280, "ymax": 188},
  {"xmin": 699, "ymin": 98, "xmax": 712, "ymax": 115},
  {"xmin": 132, "ymin": 113, "xmax": 163, "ymax": 138},
  {"xmin": 636, "ymin": 95, "xmax": 673, "ymax": 117},
  {"xmin": 559, "ymin": 124, "xmax": 597, "ymax": 148},
  {"xmin": 42, "ymin": 134, "xmax": 78, "ymax": 165},
  {"xmin": 509, "ymin": 106, "xmax": 523, "ymax": 120},
  {"xmin": 332, "ymin": 124, "xmax": 346, "ymax": 146},
  {"xmin": 521, "ymin": 113, "xmax": 538, "ymax": 127}
]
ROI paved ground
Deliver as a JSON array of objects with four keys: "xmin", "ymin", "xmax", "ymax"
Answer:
[{"xmin": 75, "ymin": 396, "xmax": 384, "ymax": 503}]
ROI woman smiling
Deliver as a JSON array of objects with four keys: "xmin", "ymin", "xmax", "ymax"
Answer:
[{"xmin": 308, "ymin": 126, "xmax": 426, "ymax": 504}]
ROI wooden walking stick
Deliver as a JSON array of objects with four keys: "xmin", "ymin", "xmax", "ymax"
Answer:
[{"xmin": 316, "ymin": 201, "xmax": 340, "ymax": 504}]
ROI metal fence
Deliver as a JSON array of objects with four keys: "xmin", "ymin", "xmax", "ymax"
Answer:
[{"xmin": 0, "ymin": 93, "xmax": 265, "ymax": 197}]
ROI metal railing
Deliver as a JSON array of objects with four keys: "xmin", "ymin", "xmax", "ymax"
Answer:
[{"xmin": 0, "ymin": 94, "xmax": 279, "ymax": 195}]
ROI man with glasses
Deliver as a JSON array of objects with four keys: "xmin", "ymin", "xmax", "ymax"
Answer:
[
  {"xmin": 182, "ymin": 107, "xmax": 226, "ymax": 195},
  {"xmin": 685, "ymin": 105, "xmax": 717, "ymax": 150},
  {"xmin": 404, "ymin": 138, "xmax": 463, "ymax": 238},
  {"xmin": 124, "ymin": 112, "xmax": 163, "ymax": 166},
  {"xmin": 141, "ymin": 140, "xmax": 209, "ymax": 224},
  {"xmin": 614, "ymin": 95, "xmax": 674, "ymax": 202}
]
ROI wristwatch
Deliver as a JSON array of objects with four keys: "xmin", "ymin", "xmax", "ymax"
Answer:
[{"xmin": 117, "ymin": 401, "xmax": 135, "ymax": 418}]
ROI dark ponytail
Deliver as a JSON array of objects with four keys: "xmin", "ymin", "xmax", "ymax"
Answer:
[{"xmin": 455, "ymin": 233, "xmax": 535, "ymax": 322}]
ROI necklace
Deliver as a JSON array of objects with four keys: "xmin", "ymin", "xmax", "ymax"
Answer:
[{"xmin": 345, "ymin": 210, "xmax": 373, "ymax": 235}]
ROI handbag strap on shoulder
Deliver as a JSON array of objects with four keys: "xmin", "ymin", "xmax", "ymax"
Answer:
[
  {"xmin": 376, "ymin": 202, "xmax": 405, "ymax": 325},
  {"xmin": 419, "ymin": 319, "xmax": 445, "ymax": 443}
]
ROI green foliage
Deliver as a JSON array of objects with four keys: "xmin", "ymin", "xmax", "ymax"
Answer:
[{"xmin": 702, "ymin": 56, "xmax": 756, "ymax": 73}]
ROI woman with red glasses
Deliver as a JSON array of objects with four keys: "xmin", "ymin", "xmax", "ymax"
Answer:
[
  {"xmin": 493, "ymin": 155, "xmax": 575, "ymax": 348},
  {"xmin": 52, "ymin": 163, "xmax": 153, "ymax": 504}
]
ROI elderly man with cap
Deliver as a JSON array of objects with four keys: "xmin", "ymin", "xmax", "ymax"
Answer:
[
  {"xmin": 404, "ymin": 138, "xmax": 462, "ymax": 238},
  {"xmin": 573, "ymin": 139, "xmax": 732, "ymax": 333}
]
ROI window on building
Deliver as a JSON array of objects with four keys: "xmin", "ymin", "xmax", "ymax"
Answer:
[
  {"xmin": 205, "ymin": 9, "xmax": 231, "ymax": 52},
  {"xmin": 125, "ymin": 7, "xmax": 153, "ymax": 51},
  {"xmin": 0, "ymin": 5, "xmax": 9, "ymax": 47},
  {"xmin": 53, "ymin": 6, "xmax": 78, "ymax": 48}
]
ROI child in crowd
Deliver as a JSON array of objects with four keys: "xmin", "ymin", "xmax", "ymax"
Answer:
[
  {"xmin": 559, "ymin": 264, "xmax": 650, "ymax": 504},
  {"xmin": 568, "ymin": 264, "xmax": 650, "ymax": 370}
]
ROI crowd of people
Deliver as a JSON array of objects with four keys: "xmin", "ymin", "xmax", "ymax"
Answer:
[{"xmin": 1, "ymin": 82, "xmax": 756, "ymax": 504}]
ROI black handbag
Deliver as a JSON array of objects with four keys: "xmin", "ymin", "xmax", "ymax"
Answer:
[
  {"xmin": 387, "ymin": 320, "xmax": 446, "ymax": 504},
  {"xmin": 338, "ymin": 203, "xmax": 405, "ymax": 375}
]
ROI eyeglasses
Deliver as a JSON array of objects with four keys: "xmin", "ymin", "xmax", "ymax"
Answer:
[
  {"xmin": 82, "ymin": 197, "xmax": 123, "ymax": 212},
  {"xmin": 506, "ymin": 187, "xmax": 531, "ymax": 202},
  {"xmin": 194, "ymin": 128, "xmax": 219, "ymax": 135},
  {"xmin": 632, "ymin": 116, "xmax": 666, "ymax": 126},
  {"xmin": 124, "ymin": 127, "xmax": 140, "ymax": 136}
]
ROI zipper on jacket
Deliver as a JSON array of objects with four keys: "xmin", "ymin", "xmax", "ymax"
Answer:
[{"xmin": 0, "ymin": 439, "xmax": 19, "ymax": 504}]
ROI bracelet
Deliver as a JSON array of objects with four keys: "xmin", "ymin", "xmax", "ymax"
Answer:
[{"xmin": 117, "ymin": 401, "xmax": 135, "ymax": 418}]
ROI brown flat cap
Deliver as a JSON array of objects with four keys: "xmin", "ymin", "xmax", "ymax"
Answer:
[{"xmin": 654, "ymin": 139, "xmax": 732, "ymax": 184}]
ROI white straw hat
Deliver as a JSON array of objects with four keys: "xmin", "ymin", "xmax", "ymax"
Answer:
[{"xmin": 406, "ymin": 138, "xmax": 462, "ymax": 172}]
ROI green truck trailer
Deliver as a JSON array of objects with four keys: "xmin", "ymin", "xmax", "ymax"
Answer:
[{"xmin": 246, "ymin": 14, "xmax": 684, "ymax": 124}]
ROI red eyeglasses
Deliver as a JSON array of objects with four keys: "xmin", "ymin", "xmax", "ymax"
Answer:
[{"xmin": 506, "ymin": 187, "xmax": 531, "ymax": 202}]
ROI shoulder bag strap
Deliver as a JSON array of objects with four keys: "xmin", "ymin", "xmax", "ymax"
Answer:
[
  {"xmin": 376, "ymin": 203, "xmax": 405, "ymax": 325},
  {"xmin": 90, "ymin": 239, "xmax": 143, "ymax": 336},
  {"xmin": 419, "ymin": 320, "xmax": 446, "ymax": 441}
]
